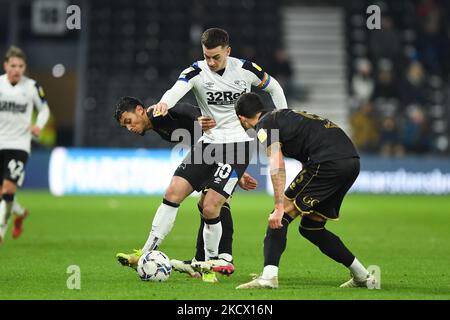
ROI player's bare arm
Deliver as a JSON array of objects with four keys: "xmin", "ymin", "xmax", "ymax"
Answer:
[
  {"xmin": 267, "ymin": 142, "xmax": 286, "ymax": 229},
  {"xmin": 238, "ymin": 172, "xmax": 258, "ymax": 191}
]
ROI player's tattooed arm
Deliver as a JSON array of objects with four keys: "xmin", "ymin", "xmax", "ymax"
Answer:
[{"xmin": 267, "ymin": 142, "xmax": 286, "ymax": 229}]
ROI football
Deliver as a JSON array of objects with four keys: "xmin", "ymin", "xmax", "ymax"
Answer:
[{"xmin": 137, "ymin": 250, "xmax": 172, "ymax": 282}]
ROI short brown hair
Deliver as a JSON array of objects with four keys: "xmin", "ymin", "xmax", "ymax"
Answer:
[
  {"xmin": 4, "ymin": 46, "xmax": 26, "ymax": 63},
  {"xmin": 201, "ymin": 28, "xmax": 229, "ymax": 49}
]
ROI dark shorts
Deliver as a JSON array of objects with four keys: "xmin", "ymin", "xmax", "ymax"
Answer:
[
  {"xmin": 0, "ymin": 149, "xmax": 29, "ymax": 186},
  {"xmin": 284, "ymin": 157, "xmax": 360, "ymax": 221},
  {"xmin": 174, "ymin": 140, "xmax": 252, "ymax": 198}
]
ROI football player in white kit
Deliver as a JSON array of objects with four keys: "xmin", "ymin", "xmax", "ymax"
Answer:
[
  {"xmin": 0, "ymin": 46, "xmax": 50, "ymax": 244},
  {"xmin": 119, "ymin": 28, "xmax": 288, "ymax": 275}
]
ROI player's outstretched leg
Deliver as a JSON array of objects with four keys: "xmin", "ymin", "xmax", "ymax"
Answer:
[
  {"xmin": 116, "ymin": 176, "xmax": 192, "ymax": 270},
  {"xmin": 298, "ymin": 215, "xmax": 377, "ymax": 288},
  {"xmin": 236, "ymin": 213, "xmax": 294, "ymax": 289},
  {"xmin": 116, "ymin": 198, "xmax": 179, "ymax": 270}
]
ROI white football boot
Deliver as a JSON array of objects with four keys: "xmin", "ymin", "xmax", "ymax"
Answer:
[
  {"xmin": 340, "ymin": 273, "xmax": 379, "ymax": 289},
  {"xmin": 236, "ymin": 274, "xmax": 278, "ymax": 289}
]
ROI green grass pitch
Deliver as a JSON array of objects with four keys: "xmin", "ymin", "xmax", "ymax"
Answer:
[{"xmin": 1, "ymin": 191, "xmax": 449, "ymax": 300}]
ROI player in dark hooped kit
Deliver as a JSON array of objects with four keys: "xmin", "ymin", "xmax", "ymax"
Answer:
[
  {"xmin": 113, "ymin": 96, "xmax": 257, "ymax": 281},
  {"xmin": 234, "ymin": 92, "xmax": 378, "ymax": 289}
]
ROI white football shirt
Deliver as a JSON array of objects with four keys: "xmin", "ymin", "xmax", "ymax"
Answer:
[
  {"xmin": 0, "ymin": 74, "xmax": 50, "ymax": 153},
  {"xmin": 160, "ymin": 57, "xmax": 287, "ymax": 144}
]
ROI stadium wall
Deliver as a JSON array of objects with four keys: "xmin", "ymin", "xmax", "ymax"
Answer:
[{"xmin": 22, "ymin": 149, "xmax": 450, "ymax": 195}]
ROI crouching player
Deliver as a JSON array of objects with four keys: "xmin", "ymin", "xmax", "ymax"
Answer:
[
  {"xmin": 234, "ymin": 93, "xmax": 378, "ymax": 289},
  {"xmin": 113, "ymin": 96, "xmax": 257, "ymax": 281}
]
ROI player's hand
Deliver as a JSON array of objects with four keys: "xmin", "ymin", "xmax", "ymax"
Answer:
[
  {"xmin": 31, "ymin": 125, "xmax": 41, "ymax": 137},
  {"xmin": 238, "ymin": 172, "xmax": 258, "ymax": 191},
  {"xmin": 151, "ymin": 102, "xmax": 169, "ymax": 117},
  {"xmin": 197, "ymin": 116, "xmax": 216, "ymax": 131},
  {"xmin": 268, "ymin": 207, "xmax": 284, "ymax": 229}
]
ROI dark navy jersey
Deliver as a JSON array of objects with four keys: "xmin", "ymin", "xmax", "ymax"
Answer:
[
  {"xmin": 255, "ymin": 109, "xmax": 359, "ymax": 165},
  {"xmin": 147, "ymin": 103, "xmax": 202, "ymax": 146}
]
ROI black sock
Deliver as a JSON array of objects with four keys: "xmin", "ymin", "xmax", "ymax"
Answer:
[
  {"xmin": 218, "ymin": 203, "xmax": 233, "ymax": 259},
  {"xmin": 195, "ymin": 204, "xmax": 205, "ymax": 261},
  {"xmin": 299, "ymin": 217, "xmax": 355, "ymax": 267},
  {"xmin": 263, "ymin": 213, "xmax": 293, "ymax": 266},
  {"xmin": 195, "ymin": 203, "xmax": 234, "ymax": 262}
]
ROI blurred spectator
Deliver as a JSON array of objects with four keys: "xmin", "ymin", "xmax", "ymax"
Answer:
[
  {"xmin": 373, "ymin": 59, "xmax": 397, "ymax": 99},
  {"xmin": 416, "ymin": 15, "xmax": 450, "ymax": 75},
  {"xmin": 369, "ymin": 16, "xmax": 402, "ymax": 63},
  {"xmin": 400, "ymin": 105, "xmax": 432, "ymax": 154},
  {"xmin": 351, "ymin": 58, "xmax": 374, "ymax": 102},
  {"xmin": 350, "ymin": 101, "xmax": 379, "ymax": 152},
  {"xmin": 379, "ymin": 116, "xmax": 405, "ymax": 157},
  {"xmin": 398, "ymin": 62, "xmax": 428, "ymax": 109},
  {"xmin": 268, "ymin": 48, "xmax": 294, "ymax": 100},
  {"xmin": 416, "ymin": 0, "xmax": 441, "ymax": 23}
]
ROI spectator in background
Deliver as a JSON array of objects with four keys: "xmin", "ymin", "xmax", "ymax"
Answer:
[
  {"xmin": 352, "ymin": 58, "xmax": 374, "ymax": 103},
  {"xmin": 416, "ymin": 15, "xmax": 450, "ymax": 76},
  {"xmin": 373, "ymin": 59, "xmax": 397, "ymax": 99},
  {"xmin": 379, "ymin": 116, "xmax": 404, "ymax": 157},
  {"xmin": 398, "ymin": 62, "xmax": 428, "ymax": 109},
  {"xmin": 400, "ymin": 105, "xmax": 432, "ymax": 154},
  {"xmin": 416, "ymin": 0, "xmax": 441, "ymax": 25},
  {"xmin": 268, "ymin": 48, "xmax": 294, "ymax": 100},
  {"xmin": 369, "ymin": 16, "xmax": 402, "ymax": 63},
  {"xmin": 350, "ymin": 101, "xmax": 379, "ymax": 152}
]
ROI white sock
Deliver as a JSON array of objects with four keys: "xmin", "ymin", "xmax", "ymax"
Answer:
[
  {"xmin": 0, "ymin": 200, "xmax": 13, "ymax": 225},
  {"xmin": 0, "ymin": 200, "xmax": 5, "ymax": 224},
  {"xmin": 203, "ymin": 220, "xmax": 222, "ymax": 260},
  {"xmin": 142, "ymin": 202, "xmax": 179, "ymax": 253},
  {"xmin": 218, "ymin": 253, "xmax": 233, "ymax": 263},
  {"xmin": 13, "ymin": 200, "xmax": 25, "ymax": 217},
  {"xmin": 262, "ymin": 265, "xmax": 278, "ymax": 279},
  {"xmin": 0, "ymin": 201, "xmax": 10, "ymax": 238},
  {"xmin": 348, "ymin": 258, "xmax": 369, "ymax": 280}
]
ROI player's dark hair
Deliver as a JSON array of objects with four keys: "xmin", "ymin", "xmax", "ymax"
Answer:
[
  {"xmin": 201, "ymin": 28, "xmax": 229, "ymax": 49},
  {"xmin": 235, "ymin": 93, "xmax": 265, "ymax": 118},
  {"xmin": 4, "ymin": 46, "xmax": 26, "ymax": 63},
  {"xmin": 114, "ymin": 96, "xmax": 144, "ymax": 122}
]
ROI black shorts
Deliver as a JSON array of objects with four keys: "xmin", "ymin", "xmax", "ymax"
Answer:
[
  {"xmin": 174, "ymin": 140, "xmax": 252, "ymax": 198},
  {"xmin": 0, "ymin": 149, "xmax": 29, "ymax": 186},
  {"xmin": 285, "ymin": 157, "xmax": 360, "ymax": 221}
]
